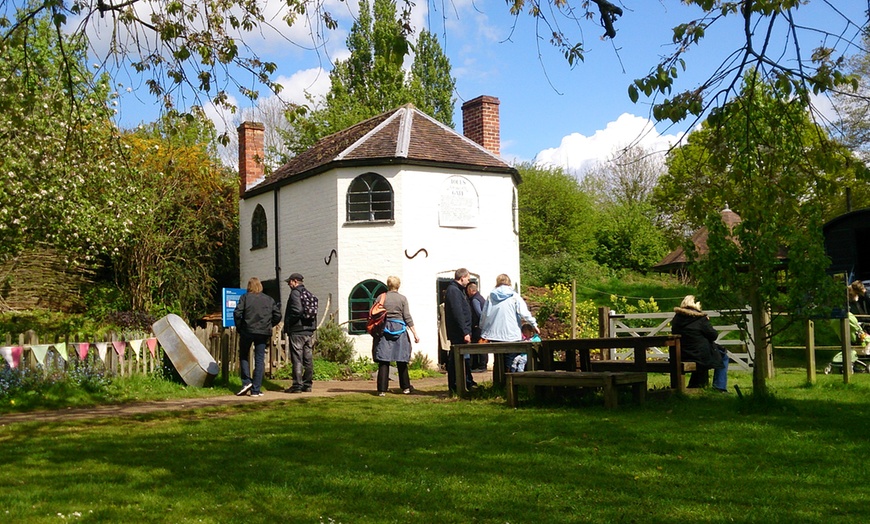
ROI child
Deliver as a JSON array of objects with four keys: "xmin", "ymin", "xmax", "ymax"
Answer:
[{"xmin": 510, "ymin": 324, "xmax": 541, "ymax": 372}]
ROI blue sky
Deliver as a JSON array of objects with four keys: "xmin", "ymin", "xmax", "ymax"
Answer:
[{"xmin": 101, "ymin": 1, "xmax": 867, "ymax": 174}]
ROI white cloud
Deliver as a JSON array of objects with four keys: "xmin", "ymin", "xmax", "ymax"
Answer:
[
  {"xmin": 534, "ymin": 113, "xmax": 683, "ymax": 177},
  {"xmin": 274, "ymin": 68, "xmax": 332, "ymax": 106}
]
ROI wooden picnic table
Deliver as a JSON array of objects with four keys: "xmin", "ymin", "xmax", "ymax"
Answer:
[{"xmin": 453, "ymin": 335, "xmax": 689, "ymax": 400}]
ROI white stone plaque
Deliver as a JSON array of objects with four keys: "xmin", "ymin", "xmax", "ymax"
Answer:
[{"xmin": 439, "ymin": 176, "xmax": 479, "ymax": 228}]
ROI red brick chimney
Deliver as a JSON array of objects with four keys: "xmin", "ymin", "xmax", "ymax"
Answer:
[
  {"xmin": 238, "ymin": 121, "xmax": 265, "ymax": 197},
  {"xmin": 461, "ymin": 95, "xmax": 500, "ymax": 156}
]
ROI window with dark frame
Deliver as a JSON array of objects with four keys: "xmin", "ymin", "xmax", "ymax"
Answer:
[
  {"xmin": 348, "ymin": 279, "xmax": 388, "ymax": 334},
  {"xmin": 251, "ymin": 204, "xmax": 267, "ymax": 249},
  {"xmin": 347, "ymin": 173, "xmax": 393, "ymax": 222}
]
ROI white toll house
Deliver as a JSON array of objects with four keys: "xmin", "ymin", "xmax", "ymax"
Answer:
[{"xmin": 236, "ymin": 95, "xmax": 522, "ymax": 365}]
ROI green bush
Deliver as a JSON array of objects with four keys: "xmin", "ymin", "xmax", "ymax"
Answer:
[
  {"xmin": 314, "ymin": 318, "xmax": 355, "ymax": 364},
  {"xmin": 312, "ymin": 359, "xmax": 345, "ymax": 381}
]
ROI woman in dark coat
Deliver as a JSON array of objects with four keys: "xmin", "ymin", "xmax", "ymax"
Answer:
[
  {"xmin": 670, "ymin": 295, "xmax": 727, "ymax": 391},
  {"xmin": 233, "ymin": 277, "xmax": 281, "ymax": 396},
  {"xmin": 372, "ymin": 276, "xmax": 420, "ymax": 396}
]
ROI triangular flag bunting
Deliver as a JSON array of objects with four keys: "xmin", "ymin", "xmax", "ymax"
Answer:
[
  {"xmin": 30, "ymin": 344, "xmax": 51, "ymax": 366},
  {"xmin": 129, "ymin": 339, "xmax": 142, "ymax": 361},
  {"xmin": 1, "ymin": 346, "xmax": 23, "ymax": 369},
  {"xmin": 112, "ymin": 341, "xmax": 127, "ymax": 357},
  {"xmin": 76, "ymin": 342, "xmax": 89, "ymax": 360},
  {"xmin": 146, "ymin": 337, "xmax": 158, "ymax": 358},
  {"xmin": 95, "ymin": 342, "xmax": 108, "ymax": 362},
  {"xmin": 53, "ymin": 342, "xmax": 68, "ymax": 361}
]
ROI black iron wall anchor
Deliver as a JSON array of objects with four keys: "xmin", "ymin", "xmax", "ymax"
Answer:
[
  {"xmin": 405, "ymin": 248, "xmax": 428, "ymax": 259},
  {"xmin": 324, "ymin": 249, "xmax": 337, "ymax": 265}
]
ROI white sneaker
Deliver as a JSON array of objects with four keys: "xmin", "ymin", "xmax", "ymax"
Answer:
[{"xmin": 236, "ymin": 383, "xmax": 253, "ymax": 396}]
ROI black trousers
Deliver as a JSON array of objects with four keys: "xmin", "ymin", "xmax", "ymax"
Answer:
[{"xmin": 377, "ymin": 361, "xmax": 410, "ymax": 392}]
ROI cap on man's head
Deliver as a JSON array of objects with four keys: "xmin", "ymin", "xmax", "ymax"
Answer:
[{"xmin": 286, "ymin": 272, "xmax": 304, "ymax": 282}]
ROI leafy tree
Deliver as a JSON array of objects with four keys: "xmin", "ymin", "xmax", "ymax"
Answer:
[
  {"xmin": 112, "ymin": 113, "xmax": 239, "ymax": 317},
  {"xmin": 593, "ymin": 202, "xmax": 669, "ymax": 273},
  {"xmin": 286, "ymin": 0, "xmax": 454, "ymax": 154},
  {"xmin": 670, "ymin": 73, "xmax": 849, "ymax": 395},
  {"xmin": 517, "ymin": 162, "xmax": 598, "ymax": 284},
  {"xmin": 408, "ymin": 29, "xmax": 455, "ymax": 127},
  {"xmin": 0, "ymin": 8, "xmax": 125, "ymax": 264},
  {"xmin": 580, "ymin": 146, "xmax": 670, "ymax": 271}
]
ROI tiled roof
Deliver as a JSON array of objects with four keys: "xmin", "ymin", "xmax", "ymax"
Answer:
[
  {"xmin": 654, "ymin": 207, "xmax": 742, "ymax": 272},
  {"xmin": 244, "ymin": 104, "xmax": 517, "ymax": 197}
]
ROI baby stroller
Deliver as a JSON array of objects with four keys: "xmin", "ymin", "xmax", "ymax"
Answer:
[{"xmin": 823, "ymin": 350, "xmax": 870, "ymax": 375}]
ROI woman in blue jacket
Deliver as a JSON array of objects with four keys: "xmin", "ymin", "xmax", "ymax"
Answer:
[{"xmin": 480, "ymin": 274, "xmax": 539, "ymax": 372}]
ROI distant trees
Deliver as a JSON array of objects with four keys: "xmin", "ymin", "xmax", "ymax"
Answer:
[
  {"xmin": 516, "ymin": 163, "xmax": 598, "ymax": 285},
  {"xmin": 581, "ymin": 147, "xmax": 669, "ymax": 272},
  {"xmin": 285, "ymin": 0, "xmax": 455, "ymax": 156}
]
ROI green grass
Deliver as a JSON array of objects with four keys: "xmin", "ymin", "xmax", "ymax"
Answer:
[{"xmin": 2, "ymin": 368, "xmax": 870, "ymax": 523}]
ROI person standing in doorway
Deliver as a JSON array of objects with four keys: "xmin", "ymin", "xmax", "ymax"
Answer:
[
  {"xmin": 444, "ymin": 268, "xmax": 475, "ymax": 393},
  {"xmin": 283, "ymin": 273, "xmax": 316, "ymax": 393},
  {"xmin": 466, "ymin": 281, "xmax": 488, "ymax": 372},
  {"xmin": 234, "ymin": 277, "xmax": 281, "ymax": 396}
]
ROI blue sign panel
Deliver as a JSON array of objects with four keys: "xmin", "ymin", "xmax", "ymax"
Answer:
[{"xmin": 222, "ymin": 288, "xmax": 247, "ymax": 328}]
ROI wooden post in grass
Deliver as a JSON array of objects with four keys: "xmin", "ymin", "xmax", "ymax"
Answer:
[
  {"xmin": 221, "ymin": 331, "xmax": 230, "ymax": 386},
  {"xmin": 805, "ymin": 319, "xmax": 815, "ymax": 384},
  {"xmin": 571, "ymin": 279, "xmax": 577, "ymax": 339},
  {"xmin": 841, "ymin": 317, "xmax": 852, "ymax": 384}
]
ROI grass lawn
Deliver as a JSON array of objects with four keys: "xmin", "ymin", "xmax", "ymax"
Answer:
[{"xmin": 2, "ymin": 368, "xmax": 870, "ymax": 523}]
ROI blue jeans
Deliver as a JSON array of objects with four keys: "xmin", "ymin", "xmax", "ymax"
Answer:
[
  {"xmin": 713, "ymin": 348, "xmax": 730, "ymax": 391},
  {"xmin": 239, "ymin": 333, "xmax": 268, "ymax": 393}
]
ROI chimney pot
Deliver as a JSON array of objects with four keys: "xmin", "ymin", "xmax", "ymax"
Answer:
[
  {"xmin": 238, "ymin": 121, "xmax": 265, "ymax": 197},
  {"xmin": 461, "ymin": 95, "xmax": 500, "ymax": 156}
]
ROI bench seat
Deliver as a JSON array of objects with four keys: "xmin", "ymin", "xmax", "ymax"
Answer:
[{"xmin": 506, "ymin": 371, "xmax": 647, "ymax": 409}]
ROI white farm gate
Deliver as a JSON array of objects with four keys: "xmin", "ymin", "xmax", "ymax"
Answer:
[{"xmin": 603, "ymin": 308, "xmax": 755, "ymax": 371}]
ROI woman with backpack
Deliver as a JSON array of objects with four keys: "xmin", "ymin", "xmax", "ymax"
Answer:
[{"xmin": 371, "ymin": 276, "xmax": 420, "ymax": 396}]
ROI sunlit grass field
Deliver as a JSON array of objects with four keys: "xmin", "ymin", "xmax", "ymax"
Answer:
[{"xmin": 2, "ymin": 366, "xmax": 869, "ymax": 523}]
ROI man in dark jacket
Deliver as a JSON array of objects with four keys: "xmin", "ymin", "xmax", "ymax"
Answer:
[
  {"xmin": 466, "ymin": 281, "xmax": 488, "ymax": 372},
  {"xmin": 444, "ymin": 268, "xmax": 474, "ymax": 393},
  {"xmin": 234, "ymin": 277, "xmax": 281, "ymax": 396},
  {"xmin": 283, "ymin": 273, "xmax": 316, "ymax": 393},
  {"xmin": 670, "ymin": 295, "xmax": 727, "ymax": 391}
]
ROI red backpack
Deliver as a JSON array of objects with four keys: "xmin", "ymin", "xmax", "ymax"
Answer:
[{"xmin": 366, "ymin": 293, "xmax": 387, "ymax": 335}]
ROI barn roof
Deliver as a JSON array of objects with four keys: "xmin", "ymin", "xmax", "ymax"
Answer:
[
  {"xmin": 243, "ymin": 104, "xmax": 519, "ymax": 198},
  {"xmin": 653, "ymin": 207, "xmax": 743, "ymax": 272}
]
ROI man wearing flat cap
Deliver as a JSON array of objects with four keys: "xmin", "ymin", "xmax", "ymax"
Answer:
[{"xmin": 283, "ymin": 273, "xmax": 315, "ymax": 393}]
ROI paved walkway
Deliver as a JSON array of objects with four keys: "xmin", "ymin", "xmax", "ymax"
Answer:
[{"xmin": 0, "ymin": 373, "xmax": 484, "ymax": 425}]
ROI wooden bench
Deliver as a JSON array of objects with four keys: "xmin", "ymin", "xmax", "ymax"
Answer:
[
  {"xmin": 539, "ymin": 335, "xmax": 692, "ymax": 393},
  {"xmin": 506, "ymin": 371, "xmax": 647, "ymax": 409}
]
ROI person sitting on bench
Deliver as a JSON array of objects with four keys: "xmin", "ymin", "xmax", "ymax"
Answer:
[{"xmin": 670, "ymin": 295, "xmax": 729, "ymax": 393}]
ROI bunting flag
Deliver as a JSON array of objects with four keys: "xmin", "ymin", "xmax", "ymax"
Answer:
[
  {"xmin": 30, "ymin": 344, "xmax": 51, "ymax": 366},
  {"xmin": 53, "ymin": 342, "xmax": 69, "ymax": 362},
  {"xmin": 129, "ymin": 339, "xmax": 142, "ymax": 361},
  {"xmin": 112, "ymin": 341, "xmax": 127, "ymax": 357},
  {"xmin": 0, "ymin": 346, "xmax": 23, "ymax": 369},
  {"xmin": 146, "ymin": 337, "xmax": 158, "ymax": 358},
  {"xmin": 76, "ymin": 342, "xmax": 89, "ymax": 360},
  {"xmin": 95, "ymin": 342, "xmax": 108, "ymax": 363}
]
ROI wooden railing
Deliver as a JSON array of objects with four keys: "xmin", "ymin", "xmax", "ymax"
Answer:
[{"xmin": 601, "ymin": 307, "xmax": 754, "ymax": 371}]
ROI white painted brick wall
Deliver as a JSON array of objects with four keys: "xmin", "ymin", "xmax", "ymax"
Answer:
[{"xmin": 240, "ymin": 164, "xmax": 520, "ymax": 369}]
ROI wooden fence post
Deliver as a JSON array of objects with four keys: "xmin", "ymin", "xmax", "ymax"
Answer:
[{"xmin": 805, "ymin": 319, "xmax": 815, "ymax": 384}]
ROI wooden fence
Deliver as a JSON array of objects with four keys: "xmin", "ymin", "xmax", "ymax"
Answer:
[
  {"xmin": 599, "ymin": 306, "xmax": 755, "ymax": 371},
  {"xmin": 1, "ymin": 324, "xmax": 292, "ymax": 383}
]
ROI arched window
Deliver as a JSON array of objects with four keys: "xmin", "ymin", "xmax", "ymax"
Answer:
[
  {"xmin": 347, "ymin": 173, "xmax": 393, "ymax": 222},
  {"xmin": 348, "ymin": 279, "xmax": 388, "ymax": 334},
  {"xmin": 251, "ymin": 205, "xmax": 267, "ymax": 249}
]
